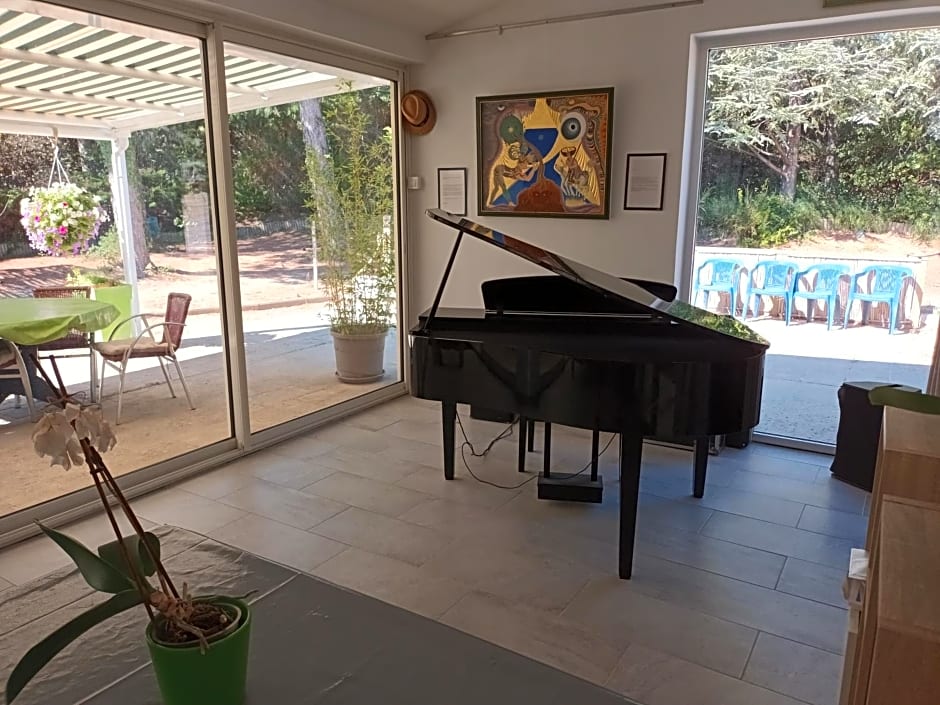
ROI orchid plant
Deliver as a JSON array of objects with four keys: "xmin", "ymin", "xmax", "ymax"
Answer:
[
  {"xmin": 21, "ymin": 182, "xmax": 108, "ymax": 256},
  {"xmin": 6, "ymin": 357, "xmax": 239, "ymax": 705}
]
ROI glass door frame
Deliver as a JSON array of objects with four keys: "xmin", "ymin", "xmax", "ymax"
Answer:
[
  {"xmin": 0, "ymin": 0, "xmax": 410, "ymax": 546},
  {"xmin": 675, "ymin": 7, "xmax": 940, "ymax": 453}
]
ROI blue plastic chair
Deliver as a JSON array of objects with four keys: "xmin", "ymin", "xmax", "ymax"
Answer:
[
  {"xmin": 745, "ymin": 260, "xmax": 799, "ymax": 321},
  {"xmin": 693, "ymin": 258, "xmax": 744, "ymax": 318},
  {"xmin": 843, "ymin": 264, "xmax": 913, "ymax": 334},
  {"xmin": 790, "ymin": 263, "xmax": 850, "ymax": 330}
]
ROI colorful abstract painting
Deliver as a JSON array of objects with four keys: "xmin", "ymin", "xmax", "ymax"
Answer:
[{"xmin": 476, "ymin": 87, "xmax": 613, "ymax": 219}]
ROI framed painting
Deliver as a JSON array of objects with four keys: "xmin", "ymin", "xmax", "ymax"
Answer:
[{"xmin": 476, "ymin": 87, "xmax": 614, "ymax": 219}]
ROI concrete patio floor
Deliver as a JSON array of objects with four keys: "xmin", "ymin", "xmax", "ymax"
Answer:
[
  {"xmin": 750, "ymin": 314, "xmax": 932, "ymax": 444},
  {"xmin": 0, "ymin": 303, "xmax": 400, "ymax": 515}
]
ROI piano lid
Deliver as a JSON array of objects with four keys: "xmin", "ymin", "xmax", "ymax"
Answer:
[{"xmin": 426, "ymin": 208, "xmax": 768, "ymax": 347}]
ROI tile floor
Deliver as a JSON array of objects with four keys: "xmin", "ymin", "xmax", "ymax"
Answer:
[{"xmin": 0, "ymin": 395, "xmax": 866, "ymax": 705}]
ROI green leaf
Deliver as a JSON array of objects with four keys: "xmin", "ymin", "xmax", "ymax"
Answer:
[
  {"xmin": 38, "ymin": 524, "xmax": 134, "ymax": 594},
  {"xmin": 5, "ymin": 590, "xmax": 143, "ymax": 704},
  {"xmin": 97, "ymin": 532, "xmax": 161, "ymax": 579},
  {"xmin": 869, "ymin": 387, "xmax": 940, "ymax": 414}
]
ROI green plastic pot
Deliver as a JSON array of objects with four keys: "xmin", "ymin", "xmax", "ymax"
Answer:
[{"xmin": 145, "ymin": 598, "xmax": 251, "ymax": 705}]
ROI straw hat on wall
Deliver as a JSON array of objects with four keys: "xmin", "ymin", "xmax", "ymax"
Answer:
[{"xmin": 401, "ymin": 90, "xmax": 436, "ymax": 135}]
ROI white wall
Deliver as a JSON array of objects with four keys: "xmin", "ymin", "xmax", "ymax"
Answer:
[{"xmin": 406, "ymin": 0, "xmax": 940, "ymax": 319}]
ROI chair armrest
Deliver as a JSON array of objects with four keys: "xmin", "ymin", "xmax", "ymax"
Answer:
[
  {"xmin": 105, "ymin": 313, "xmax": 154, "ymax": 342},
  {"xmin": 122, "ymin": 321, "xmax": 186, "ymax": 356}
]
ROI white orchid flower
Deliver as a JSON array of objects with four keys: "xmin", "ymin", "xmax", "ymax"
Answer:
[
  {"xmin": 32, "ymin": 411, "xmax": 83, "ymax": 471},
  {"xmin": 32, "ymin": 405, "xmax": 118, "ymax": 470}
]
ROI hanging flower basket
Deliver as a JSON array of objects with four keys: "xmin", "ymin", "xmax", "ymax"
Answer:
[{"xmin": 21, "ymin": 182, "xmax": 108, "ymax": 256}]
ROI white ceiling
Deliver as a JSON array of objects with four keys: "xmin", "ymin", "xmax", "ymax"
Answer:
[
  {"xmin": 315, "ymin": 0, "xmax": 690, "ymax": 39},
  {"xmin": 316, "ymin": 0, "xmax": 505, "ymax": 36}
]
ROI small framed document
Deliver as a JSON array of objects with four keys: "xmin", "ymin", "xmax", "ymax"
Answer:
[
  {"xmin": 438, "ymin": 167, "xmax": 467, "ymax": 216},
  {"xmin": 624, "ymin": 153, "xmax": 667, "ymax": 211}
]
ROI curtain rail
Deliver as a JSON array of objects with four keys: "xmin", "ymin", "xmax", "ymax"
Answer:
[{"xmin": 425, "ymin": 0, "xmax": 704, "ymax": 40}]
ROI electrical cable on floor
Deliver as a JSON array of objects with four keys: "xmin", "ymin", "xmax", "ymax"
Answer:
[{"xmin": 455, "ymin": 411, "xmax": 616, "ymax": 490}]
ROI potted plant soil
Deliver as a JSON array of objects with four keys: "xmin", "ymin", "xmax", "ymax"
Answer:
[
  {"xmin": 5, "ymin": 361, "xmax": 251, "ymax": 705},
  {"xmin": 305, "ymin": 85, "xmax": 395, "ymax": 383}
]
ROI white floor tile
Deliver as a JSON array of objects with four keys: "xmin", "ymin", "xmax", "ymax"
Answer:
[{"xmin": 744, "ymin": 633, "xmax": 842, "ymax": 705}]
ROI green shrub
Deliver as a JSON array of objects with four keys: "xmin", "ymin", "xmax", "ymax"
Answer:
[
  {"xmin": 87, "ymin": 228, "xmax": 123, "ymax": 270},
  {"xmin": 698, "ymin": 185, "xmax": 820, "ymax": 247}
]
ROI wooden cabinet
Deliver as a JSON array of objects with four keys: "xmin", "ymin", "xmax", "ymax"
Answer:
[{"xmin": 845, "ymin": 406, "xmax": 940, "ymax": 705}]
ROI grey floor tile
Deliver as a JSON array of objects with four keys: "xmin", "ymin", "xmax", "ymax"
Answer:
[
  {"xmin": 268, "ymin": 434, "xmax": 338, "ymax": 461},
  {"xmin": 314, "ymin": 447, "xmax": 429, "ymax": 483},
  {"xmin": 421, "ymin": 535, "xmax": 594, "ymax": 614},
  {"xmin": 702, "ymin": 512, "xmax": 857, "ymax": 570},
  {"xmin": 776, "ymin": 558, "xmax": 848, "ymax": 609},
  {"xmin": 208, "ymin": 513, "xmax": 346, "ymax": 572},
  {"xmin": 731, "ymin": 471, "xmax": 866, "ymax": 514},
  {"xmin": 641, "ymin": 476, "xmax": 806, "ymax": 526},
  {"xmin": 217, "ymin": 479, "xmax": 347, "ymax": 529},
  {"xmin": 636, "ymin": 521, "xmax": 786, "ymax": 588},
  {"xmin": 719, "ymin": 453, "xmax": 825, "ymax": 483},
  {"xmin": 744, "ymin": 633, "xmax": 842, "ymax": 705},
  {"xmin": 303, "ymin": 471, "xmax": 430, "ymax": 517},
  {"xmin": 562, "ymin": 576, "xmax": 757, "ymax": 677},
  {"xmin": 638, "ymin": 492, "xmax": 716, "ymax": 533},
  {"xmin": 441, "ymin": 590, "xmax": 625, "ymax": 686},
  {"xmin": 176, "ymin": 463, "xmax": 258, "ymax": 499},
  {"xmin": 121, "ymin": 487, "xmax": 245, "ymax": 535},
  {"xmin": 312, "ymin": 507, "xmax": 454, "ymax": 567},
  {"xmin": 313, "ymin": 547, "xmax": 469, "ymax": 618},
  {"xmin": 398, "ymin": 498, "xmax": 501, "ymax": 536},
  {"xmin": 396, "ymin": 466, "xmax": 519, "ymax": 509},
  {"xmin": 797, "ymin": 505, "xmax": 868, "ymax": 543},
  {"xmin": 248, "ymin": 456, "xmax": 337, "ymax": 490},
  {"xmin": 628, "ymin": 552, "xmax": 849, "ymax": 654},
  {"xmin": 607, "ymin": 643, "xmax": 804, "ymax": 705}
]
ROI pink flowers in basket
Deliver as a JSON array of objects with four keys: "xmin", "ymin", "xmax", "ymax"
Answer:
[{"xmin": 21, "ymin": 182, "xmax": 108, "ymax": 256}]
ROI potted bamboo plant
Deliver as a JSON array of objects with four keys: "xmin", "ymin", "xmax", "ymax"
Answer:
[
  {"xmin": 305, "ymin": 86, "xmax": 395, "ymax": 384},
  {"xmin": 5, "ymin": 361, "xmax": 251, "ymax": 705}
]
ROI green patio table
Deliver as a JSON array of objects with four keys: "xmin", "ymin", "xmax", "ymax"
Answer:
[
  {"xmin": 0, "ymin": 297, "xmax": 118, "ymax": 346},
  {"xmin": 0, "ymin": 297, "xmax": 119, "ymax": 404}
]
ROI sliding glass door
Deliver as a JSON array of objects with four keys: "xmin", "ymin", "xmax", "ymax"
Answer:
[
  {"xmin": 0, "ymin": 1, "xmax": 232, "ymax": 518},
  {"xmin": 220, "ymin": 40, "xmax": 401, "ymax": 433},
  {"xmin": 0, "ymin": 0, "xmax": 405, "ymax": 536}
]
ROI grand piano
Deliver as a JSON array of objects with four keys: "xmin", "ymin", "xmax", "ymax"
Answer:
[{"xmin": 410, "ymin": 209, "xmax": 768, "ymax": 579}]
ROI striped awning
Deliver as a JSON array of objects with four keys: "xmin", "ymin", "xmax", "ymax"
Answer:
[{"xmin": 0, "ymin": 2, "xmax": 383, "ymax": 139}]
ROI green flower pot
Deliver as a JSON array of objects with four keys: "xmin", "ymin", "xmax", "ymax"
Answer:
[{"xmin": 145, "ymin": 598, "xmax": 251, "ymax": 705}]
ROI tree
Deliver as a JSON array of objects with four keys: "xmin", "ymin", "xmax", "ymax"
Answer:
[{"xmin": 704, "ymin": 35, "xmax": 931, "ymax": 199}]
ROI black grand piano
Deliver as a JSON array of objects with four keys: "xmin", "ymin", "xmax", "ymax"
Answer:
[{"xmin": 410, "ymin": 209, "xmax": 768, "ymax": 579}]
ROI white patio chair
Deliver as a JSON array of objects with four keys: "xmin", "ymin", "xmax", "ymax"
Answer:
[
  {"xmin": 0, "ymin": 338, "xmax": 37, "ymax": 421},
  {"xmin": 93, "ymin": 292, "xmax": 195, "ymax": 424}
]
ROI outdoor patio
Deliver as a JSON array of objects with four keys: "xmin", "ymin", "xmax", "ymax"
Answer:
[{"xmin": 0, "ymin": 302, "xmax": 399, "ymax": 515}]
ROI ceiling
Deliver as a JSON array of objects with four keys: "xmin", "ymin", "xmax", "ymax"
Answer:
[{"xmin": 316, "ymin": 0, "xmax": 506, "ymax": 36}]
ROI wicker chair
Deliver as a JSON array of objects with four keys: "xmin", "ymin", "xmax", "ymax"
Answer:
[
  {"xmin": 93, "ymin": 292, "xmax": 195, "ymax": 424},
  {"xmin": 0, "ymin": 338, "xmax": 36, "ymax": 420},
  {"xmin": 33, "ymin": 286, "xmax": 96, "ymax": 400}
]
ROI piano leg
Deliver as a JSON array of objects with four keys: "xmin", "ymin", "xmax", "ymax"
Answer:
[
  {"xmin": 518, "ymin": 416, "xmax": 528, "ymax": 472},
  {"xmin": 619, "ymin": 430, "xmax": 643, "ymax": 580},
  {"xmin": 543, "ymin": 422, "xmax": 552, "ymax": 475},
  {"xmin": 527, "ymin": 418, "xmax": 536, "ymax": 452},
  {"xmin": 693, "ymin": 437, "xmax": 709, "ymax": 499},
  {"xmin": 442, "ymin": 402, "xmax": 456, "ymax": 480},
  {"xmin": 591, "ymin": 429, "xmax": 600, "ymax": 481}
]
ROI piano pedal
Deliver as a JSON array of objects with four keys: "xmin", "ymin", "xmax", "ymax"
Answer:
[{"xmin": 537, "ymin": 474, "xmax": 603, "ymax": 503}]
